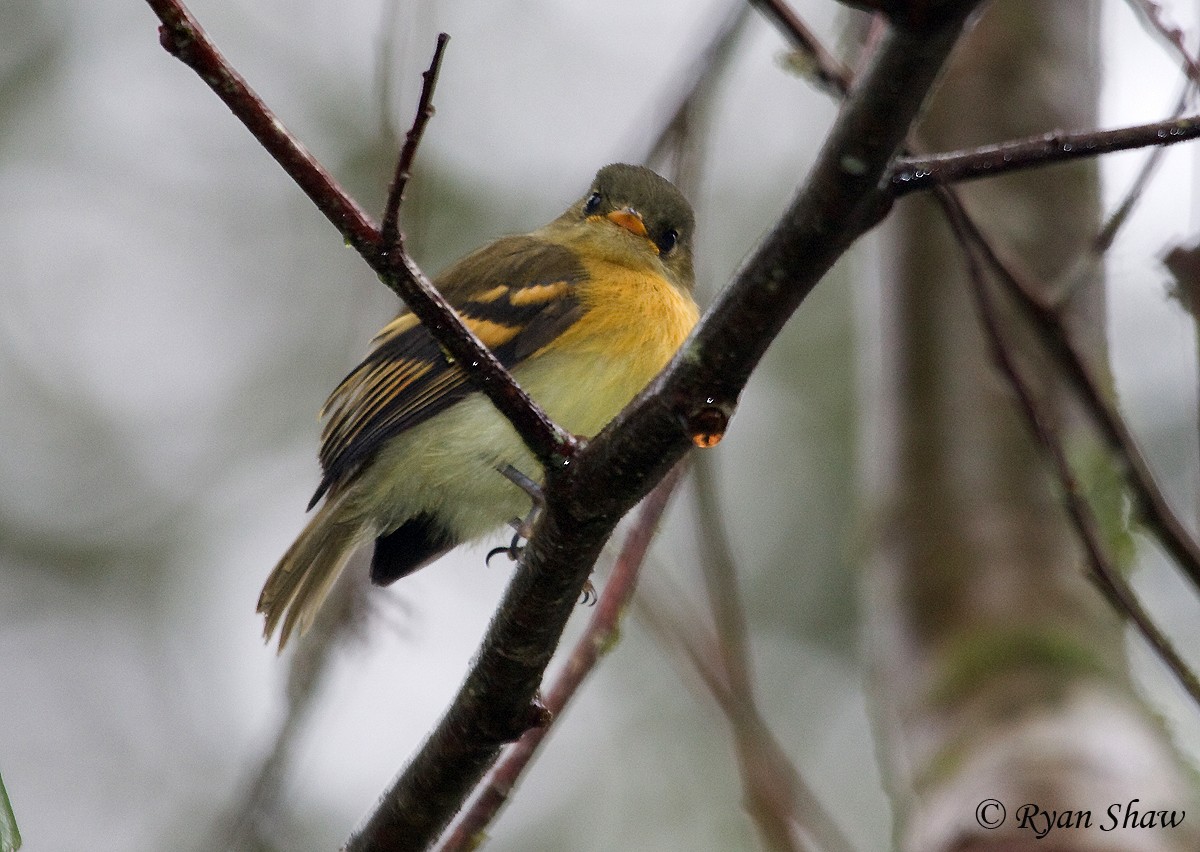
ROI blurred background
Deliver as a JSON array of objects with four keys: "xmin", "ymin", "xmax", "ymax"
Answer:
[{"xmin": 1, "ymin": 1, "xmax": 1198, "ymax": 850}]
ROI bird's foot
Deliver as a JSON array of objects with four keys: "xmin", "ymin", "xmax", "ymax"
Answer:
[
  {"xmin": 498, "ymin": 464, "xmax": 545, "ymax": 514},
  {"xmin": 485, "ymin": 529, "xmax": 525, "ymax": 566},
  {"xmin": 486, "ymin": 465, "xmax": 545, "ymax": 566}
]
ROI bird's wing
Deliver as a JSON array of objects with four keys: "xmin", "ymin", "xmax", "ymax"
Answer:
[{"xmin": 310, "ymin": 236, "xmax": 587, "ymax": 507}]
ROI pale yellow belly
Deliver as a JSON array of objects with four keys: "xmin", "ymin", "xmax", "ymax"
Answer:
[
  {"xmin": 345, "ymin": 345, "xmax": 668, "ymax": 543},
  {"xmin": 345, "ymin": 256, "xmax": 699, "ymax": 545}
]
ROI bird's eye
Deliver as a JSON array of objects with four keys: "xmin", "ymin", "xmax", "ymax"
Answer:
[
  {"xmin": 583, "ymin": 192, "xmax": 602, "ymax": 216},
  {"xmin": 656, "ymin": 228, "xmax": 679, "ymax": 255}
]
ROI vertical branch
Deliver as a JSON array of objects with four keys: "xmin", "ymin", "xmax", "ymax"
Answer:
[
  {"xmin": 690, "ymin": 456, "xmax": 752, "ymax": 694},
  {"xmin": 380, "ymin": 33, "xmax": 449, "ymax": 251},
  {"xmin": 688, "ymin": 457, "xmax": 856, "ymax": 852},
  {"xmin": 634, "ymin": 12, "xmax": 854, "ymax": 844},
  {"xmin": 635, "ymin": 570, "xmax": 855, "ymax": 852},
  {"xmin": 435, "ymin": 465, "xmax": 687, "ymax": 852}
]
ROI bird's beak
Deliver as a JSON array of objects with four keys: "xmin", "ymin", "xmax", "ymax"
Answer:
[{"xmin": 606, "ymin": 207, "xmax": 648, "ymax": 239}]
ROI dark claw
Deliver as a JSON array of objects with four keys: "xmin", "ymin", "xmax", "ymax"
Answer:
[
  {"xmin": 485, "ymin": 530, "xmax": 524, "ymax": 566},
  {"xmin": 579, "ymin": 580, "xmax": 597, "ymax": 606}
]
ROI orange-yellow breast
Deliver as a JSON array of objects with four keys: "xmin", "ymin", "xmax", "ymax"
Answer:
[{"xmin": 539, "ymin": 258, "xmax": 697, "ymax": 377}]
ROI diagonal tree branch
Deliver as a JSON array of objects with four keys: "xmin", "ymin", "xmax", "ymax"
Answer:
[
  {"xmin": 938, "ymin": 187, "xmax": 1200, "ymax": 709},
  {"xmin": 346, "ymin": 4, "xmax": 985, "ymax": 849},
  {"xmin": 765, "ymin": 0, "xmax": 1200, "ymax": 644},
  {"xmin": 634, "ymin": 20, "xmax": 849, "ymax": 846},
  {"xmin": 437, "ymin": 10, "xmax": 755, "ymax": 843},
  {"xmin": 434, "ymin": 464, "xmax": 686, "ymax": 852},
  {"xmin": 749, "ymin": 0, "xmax": 852, "ymax": 96},
  {"xmin": 146, "ymin": 1, "xmax": 378, "ymax": 251},
  {"xmin": 145, "ymin": 1, "xmax": 575, "ymax": 468},
  {"xmin": 945, "ymin": 195, "xmax": 1200, "ymax": 595}
]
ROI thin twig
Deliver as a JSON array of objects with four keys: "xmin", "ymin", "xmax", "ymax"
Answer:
[
  {"xmin": 749, "ymin": 0, "xmax": 852, "ymax": 96},
  {"xmin": 691, "ymin": 455, "xmax": 753, "ymax": 697},
  {"xmin": 381, "ymin": 33, "xmax": 448, "ymax": 250},
  {"xmin": 146, "ymin": 0, "xmax": 574, "ymax": 468},
  {"xmin": 1124, "ymin": 0, "xmax": 1200, "ymax": 85},
  {"xmin": 146, "ymin": 0, "xmax": 379, "ymax": 253},
  {"xmin": 892, "ymin": 114, "xmax": 1200, "ymax": 195},
  {"xmin": 637, "ymin": 1, "xmax": 752, "ymax": 174},
  {"xmin": 946, "ymin": 196, "xmax": 1200, "ymax": 594},
  {"xmin": 764, "ymin": 0, "xmax": 1200, "ymax": 782},
  {"xmin": 642, "ymin": 39, "xmax": 851, "ymax": 846},
  {"xmin": 938, "ymin": 187, "xmax": 1200, "ymax": 710},
  {"xmin": 435, "ymin": 465, "xmax": 686, "ymax": 851},
  {"xmin": 443, "ymin": 18, "xmax": 749, "ymax": 840},
  {"xmin": 1094, "ymin": 82, "xmax": 1193, "ymax": 253},
  {"xmin": 635, "ymin": 575, "xmax": 852, "ymax": 852},
  {"xmin": 688, "ymin": 458, "xmax": 857, "ymax": 852}
]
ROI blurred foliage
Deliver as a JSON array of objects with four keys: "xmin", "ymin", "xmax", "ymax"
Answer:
[
  {"xmin": 0, "ymin": 767, "xmax": 18, "ymax": 852},
  {"xmin": 0, "ymin": 4, "xmax": 67, "ymax": 150},
  {"xmin": 1070, "ymin": 437, "xmax": 1138, "ymax": 572}
]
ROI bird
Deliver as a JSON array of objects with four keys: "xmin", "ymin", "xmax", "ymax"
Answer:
[{"xmin": 257, "ymin": 163, "xmax": 699, "ymax": 650}]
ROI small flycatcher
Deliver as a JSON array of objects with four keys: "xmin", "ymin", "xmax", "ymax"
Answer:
[{"xmin": 258, "ymin": 164, "xmax": 698, "ymax": 649}]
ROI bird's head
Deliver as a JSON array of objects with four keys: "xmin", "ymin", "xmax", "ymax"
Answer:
[{"xmin": 553, "ymin": 163, "xmax": 695, "ymax": 293}]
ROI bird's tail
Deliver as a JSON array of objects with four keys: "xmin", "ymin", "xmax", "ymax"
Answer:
[{"xmin": 258, "ymin": 491, "xmax": 365, "ymax": 651}]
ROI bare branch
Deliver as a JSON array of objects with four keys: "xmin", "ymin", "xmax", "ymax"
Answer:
[
  {"xmin": 893, "ymin": 113, "xmax": 1200, "ymax": 195},
  {"xmin": 435, "ymin": 465, "xmax": 686, "ymax": 851},
  {"xmin": 380, "ymin": 33, "xmax": 449, "ymax": 251},
  {"xmin": 637, "ymin": 2, "xmax": 753, "ymax": 175},
  {"xmin": 938, "ymin": 187, "xmax": 1200, "ymax": 710},
  {"xmin": 146, "ymin": 0, "xmax": 379, "ymax": 254},
  {"xmin": 691, "ymin": 455, "xmax": 753, "ymax": 696},
  {"xmin": 1094, "ymin": 83, "xmax": 1193, "ymax": 253},
  {"xmin": 1124, "ymin": 0, "xmax": 1200, "ymax": 85},
  {"xmin": 749, "ymin": 0, "xmax": 852, "ymax": 96},
  {"xmin": 147, "ymin": 0, "xmax": 1200, "ymax": 845},
  {"xmin": 146, "ymin": 0, "xmax": 574, "ymax": 468},
  {"xmin": 944, "ymin": 194, "xmax": 1200, "ymax": 596},
  {"xmin": 636, "ymin": 574, "xmax": 853, "ymax": 852},
  {"xmin": 688, "ymin": 457, "xmax": 856, "ymax": 852}
]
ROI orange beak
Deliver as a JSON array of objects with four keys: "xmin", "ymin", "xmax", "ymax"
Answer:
[{"xmin": 606, "ymin": 208, "xmax": 649, "ymax": 239}]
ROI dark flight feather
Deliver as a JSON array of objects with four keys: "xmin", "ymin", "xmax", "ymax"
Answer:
[{"xmin": 370, "ymin": 513, "xmax": 456, "ymax": 585}]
